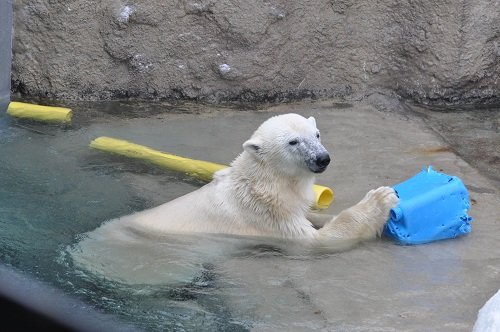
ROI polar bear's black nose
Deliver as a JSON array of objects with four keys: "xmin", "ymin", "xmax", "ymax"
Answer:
[{"xmin": 316, "ymin": 153, "xmax": 331, "ymax": 168}]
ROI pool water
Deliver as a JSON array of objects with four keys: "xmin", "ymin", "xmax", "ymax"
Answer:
[
  {"xmin": 0, "ymin": 99, "xmax": 499, "ymax": 331},
  {"xmin": 0, "ymin": 102, "xmax": 271, "ymax": 331}
]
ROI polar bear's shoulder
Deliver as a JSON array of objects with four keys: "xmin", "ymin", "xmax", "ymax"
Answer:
[{"xmin": 212, "ymin": 167, "xmax": 232, "ymax": 182}]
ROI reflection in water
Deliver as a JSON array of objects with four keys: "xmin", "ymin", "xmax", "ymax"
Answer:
[{"xmin": 62, "ymin": 228, "xmax": 332, "ymax": 331}]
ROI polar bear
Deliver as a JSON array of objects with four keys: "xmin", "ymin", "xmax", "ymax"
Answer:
[{"xmin": 68, "ymin": 113, "xmax": 398, "ymax": 284}]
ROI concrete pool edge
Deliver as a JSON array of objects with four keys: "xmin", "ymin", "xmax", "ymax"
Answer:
[{"xmin": 0, "ymin": 264, "xmax": 141, "ymax": 331}]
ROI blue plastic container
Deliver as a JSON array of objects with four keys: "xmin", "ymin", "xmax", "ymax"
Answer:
[{"xmin": 383, "ymin": 166, "xmax": 473, "ymax": 245}]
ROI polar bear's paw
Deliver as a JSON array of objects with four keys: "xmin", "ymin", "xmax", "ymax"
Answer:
[
  {"xmin": 319, "ymin": 186, "xmax": 399, "ymax": 243},
  {"xmin": 354, "ymin": 186, "xmax": 399, "ymax": 236}
]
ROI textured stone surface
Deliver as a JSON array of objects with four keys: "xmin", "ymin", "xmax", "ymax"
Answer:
[
  {"xmin": 10, "ymin": 0, "xmax": 500, "ymax": 103},
  {"xmin": 0, "ymin": 0, "xmax": 12, "ymax": 109}
]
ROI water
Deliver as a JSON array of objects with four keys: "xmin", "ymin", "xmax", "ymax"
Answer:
[
  {"xmin": 0, "ymin": 101, "xmax": 313, "ymax": 331},
  {"xmin": 0, "ymin": 99, "xmax": 499, "ymax": 331}
]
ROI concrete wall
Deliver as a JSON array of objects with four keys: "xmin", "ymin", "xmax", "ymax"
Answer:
[
  {"xmin": 0, "ymin": 0, "xmax": 12, "ymax": 111},
  {"xmin": 10, "ymin": 0, "xmax": 500, "ymax": 104}
]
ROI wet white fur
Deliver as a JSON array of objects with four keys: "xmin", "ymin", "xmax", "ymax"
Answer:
[{"xmin": 88, "ymin": 113, "xmax": 398, "ymax": 248}]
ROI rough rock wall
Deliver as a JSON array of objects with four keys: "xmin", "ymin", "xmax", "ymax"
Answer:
[
  {"xmin": 11, "ymin": 0, "xmax": 500, "ymax": 103},
  {"xmin": 1, "ymin": 0, "xmax": 12, "ymax": 108}
]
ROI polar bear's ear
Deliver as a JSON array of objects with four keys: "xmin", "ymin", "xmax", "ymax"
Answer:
[
  {"xmin": 243, "ymin": 138, "xmax": 263, "ymax": 156},
  {"xmin": 308, "ymin": 116, "xmax": 317, "ymax": 127}
]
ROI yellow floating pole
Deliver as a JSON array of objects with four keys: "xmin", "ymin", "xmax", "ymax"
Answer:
[
  {"xmin": 90, "ymin": 136, "xmax": 335, "ymax": 209},
  {"xmin": 90, "ymin": 136, "xmax": 226, "ymax": 182},
  {"xmin": 7, "ymin": 101, "xmax": 72, "ymax": 123}
]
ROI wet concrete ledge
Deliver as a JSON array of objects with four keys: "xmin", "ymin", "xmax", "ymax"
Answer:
[{"xmin": 11, "ymin": 93, "xmax": 500, "ymax": 192}]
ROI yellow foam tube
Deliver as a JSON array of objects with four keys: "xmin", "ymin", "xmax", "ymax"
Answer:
[
  {"xmin": 312, "ymin": 184, "xmax": 334, "ymax": 210},
  {"xmin": 90, "ymin": 136, "xmax": 334, "ymax": 209},
  {"xmin": 91, "ymin": 136, "xmax": 225, "ymax": 182},
  {"xmin": 7, "ymin": 101, "xmax": 72, "ymax": 123}
]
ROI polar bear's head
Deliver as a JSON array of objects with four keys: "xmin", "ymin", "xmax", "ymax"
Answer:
[{"xmin": 242, "ymin": 113, "xmax": 331, "ymax": 176}]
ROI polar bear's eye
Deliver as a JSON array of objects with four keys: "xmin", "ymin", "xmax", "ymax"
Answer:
[
  {"xmin": 316, "ymin": 132, "xmax": 320, "ymax": 139},
  {"xmin": 289, "ymin": 139, "xmax": 298, "ymax": 146}
]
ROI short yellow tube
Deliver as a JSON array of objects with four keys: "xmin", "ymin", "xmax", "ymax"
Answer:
[
  {"xmin": 312, "ymin": 185, "xmax": 335, "ymax": 210},
  {"xmin": 7, "ymin": 101, "xmax": 72, "ymax": 123},
  {"xmin": 90, "ymin": 136, "xmax": 335, "ymax": 209}
]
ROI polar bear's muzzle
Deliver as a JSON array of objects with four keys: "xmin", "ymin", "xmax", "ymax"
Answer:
[
  {"xmin": 309, "ymin": 152, "xmax": 331, "ymax": 173},
  {"xmin": 298, "ymin": 139, "xmax": 331, "ymax": 174}
]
